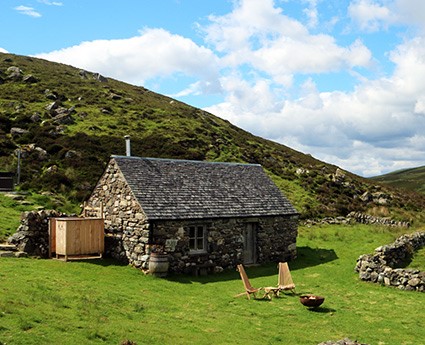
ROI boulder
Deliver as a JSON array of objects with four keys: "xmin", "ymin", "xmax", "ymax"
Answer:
[
  {"xmin": 23, "ymin": 74, "xmax": 38, "ymax": 83},
  {"xmin": 6, "ymin": 66, "xmax": 23, "ymax": 80},
  {"xmin": 10, "ymin": 127, "xmax": 29, "ymax": 136}
]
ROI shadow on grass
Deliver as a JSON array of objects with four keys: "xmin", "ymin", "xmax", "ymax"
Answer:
[
  {"xmin": 73, "ymin": 246, "xmax": 337, "ymax": 284},
  {"xmin": 291, "ymin": 246, "xmax": 338, "ymax": 270},
  {"xmin": 166, "ymin": 245, "xmax": 338, "ymax": 284},
  {"xmin": 304, "ymin": 306, "xmax": 336, "ymax": 314},
  {"xmin": 63, "ymin": 257, "xmax": 129, "ymax": 267}
]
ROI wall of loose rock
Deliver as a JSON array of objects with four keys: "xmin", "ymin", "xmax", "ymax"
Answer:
[
  {"xmin": 304, "ymin": 212, "xmax": 410, "ymax": 228},
  {"xmin": 7, "ymin": 210, "xmax": 67, "ymax": 257},
  {"xmin": 355, "ymin": 232, "xmax": 425, "ymax": 292}
]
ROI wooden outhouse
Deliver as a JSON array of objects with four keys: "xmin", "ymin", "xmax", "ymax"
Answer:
[{"xmin": 49, "ymin": 217, "xmax": 104, "ymax": 261}]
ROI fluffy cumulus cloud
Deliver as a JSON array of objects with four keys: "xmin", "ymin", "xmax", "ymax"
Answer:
[
  {"xmin": 36, "ymin": 28, "xmax": 220, "ymax": 89},
  {"xmin": 206, "ymin": 34, "xmax": 425, "ymax": 176},
  {"xmin": 203, "ymin": 0, "xmax": 371, "ymax": 85},
  {"xmin": 349, "ymin": 0, "xmax": 425, "ymax": 32},
  {"xmin": 348, "ymin": 0, "xmax": 396, "ymax": 32},
  {"xmin": 32, "ymin": 0, "xmax": 425, "ymax": 176},
  {"xmin": 0, "ymin": 47, "xmax": 9, "ymax": 53}
]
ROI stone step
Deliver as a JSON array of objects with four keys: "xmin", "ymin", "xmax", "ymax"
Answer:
[
  {"xmin": 0, "ymin": 244, "xmax": 17, "ymax": 251},
  {"xmin": 0, "ymin": 250, "xmax": 28, "ymax": 258},
  {"xmin": 0, "ymin": 251, "xmax": 16, "ymax": 257}
]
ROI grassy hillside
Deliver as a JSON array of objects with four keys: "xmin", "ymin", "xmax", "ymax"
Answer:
[
  {"xmin": 1, "ymin": 52, "xmax": 425, "ymax": 223},
  {"xmin": 371, "ymin": 166, "xmax": 425, "ymax": 194},
  {"xmin": 0, "ymin": 224, "xmax": 423, "ymax": 345}
]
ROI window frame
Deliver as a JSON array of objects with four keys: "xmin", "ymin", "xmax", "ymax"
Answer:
[{"xmin": 188, "ymin": 224, "xmax": 207, "ymax": 254}]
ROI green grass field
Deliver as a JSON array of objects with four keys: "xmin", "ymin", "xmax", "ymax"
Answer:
[{"xmin": 1, "ymin": 224, "xmax": 424, "ymax": 345}]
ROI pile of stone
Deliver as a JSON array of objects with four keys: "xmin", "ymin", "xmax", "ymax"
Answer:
[
  {"xmin": 318, "ymin": 338, "xmax": 369, "ymax": 345},
  {"xmin": 355, "ymin": 232, "xmax": 425, "ymax": 292},
  {"xmin": 7, "ymin": 210, "xmax": 67, "ymax": 258}
]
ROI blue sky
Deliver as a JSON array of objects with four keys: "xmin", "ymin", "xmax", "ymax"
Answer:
[{"xmin": 2, "ymin": 0, "xmax": 425, "ymax": 176}]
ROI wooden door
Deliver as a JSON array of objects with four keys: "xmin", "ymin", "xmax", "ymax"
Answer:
[{"xmin": 243, "ymin": 223, "xmax": 257, "ymax": 264}]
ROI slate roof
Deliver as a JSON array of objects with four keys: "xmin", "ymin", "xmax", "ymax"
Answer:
[{"xmin": 112, "ymin": 155, "xmax": 298, "ymax": 220}]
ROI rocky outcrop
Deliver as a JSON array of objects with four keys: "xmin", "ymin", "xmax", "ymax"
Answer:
[{"xmin": 355, "ymin": 232, "xmax": 425, "ymax": 292}]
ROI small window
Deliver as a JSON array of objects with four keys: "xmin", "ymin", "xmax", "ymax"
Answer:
[{"xmin": 188, "ymin": 225, "xmax": 206, "ymax": 253}]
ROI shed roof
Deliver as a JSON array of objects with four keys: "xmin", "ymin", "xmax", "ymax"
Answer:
[{"xmin": 112, "ymin": 155, "xmax": 298, "ymax": 220}]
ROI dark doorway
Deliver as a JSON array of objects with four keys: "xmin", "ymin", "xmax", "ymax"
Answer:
[{"xmin": 243, "ymin": 222, "xmax": 257, "ymax": 264}]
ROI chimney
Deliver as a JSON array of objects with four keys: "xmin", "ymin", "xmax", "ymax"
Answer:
[{"xmin": 124, "ymin": 135, "xmax": 131, "ymax": 156}]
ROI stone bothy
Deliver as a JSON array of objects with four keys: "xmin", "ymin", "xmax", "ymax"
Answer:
[{"xmin": 86, "ymin": 155, "xmax": 299, "ymax": 274}]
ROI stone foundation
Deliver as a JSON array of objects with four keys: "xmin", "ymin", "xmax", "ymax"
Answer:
[{"xmin": 355, "ymin": 232, "xmax": 425, "ymax": 292}]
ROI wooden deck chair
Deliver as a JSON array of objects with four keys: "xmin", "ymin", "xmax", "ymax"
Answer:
[
  {"xmin": 277, "ymin": 262, "xmax": 296, "ymax": 294},
  {"xmin": 235, "ymin": 264, "xmax": 263, "ymax": 299}
]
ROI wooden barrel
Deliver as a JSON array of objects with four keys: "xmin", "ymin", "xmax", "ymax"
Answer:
[{"xmin": 148, "ymin": 253, "xmax": 169, "ymax": 277}]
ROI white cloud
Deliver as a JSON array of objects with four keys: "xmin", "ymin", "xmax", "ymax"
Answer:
[
  {"xmin": 38, "ymin": 0, "xmax": 63, "ymax": 5},
  {"xmin": 303, "ymin": 0, "xmax": 319, "ymax": 28},
  {"xmin": 394, "ymin": 0, "xmax": 425, "ymax": 31},
  {"xmin": 348, "ymin": 0, "xmax": 396, "ymax": 32},
  {"xmin": 31, "ymin": 0, "xmax": 425, "ymax": 176},
  {"xmin": 36, "ymin": 28, "xmax": 220, "ymax": 87},
  {"xmin": 349, "ymin": 0, "xmax": 425, "ymax": 33},
  {"xmin": 0, "ymin": 48, "xmax": 9, "ymax": 53},
  {"xmin": 203, "ymin": 0, "xmax": 372, "ymax": 86},
  {"xmin": 14, "ymin": 5, "xmax": 42, "ymax": 18},
  {"xmin": 205, "ymin": 34, "xmax": 425, "ymax": 176}
]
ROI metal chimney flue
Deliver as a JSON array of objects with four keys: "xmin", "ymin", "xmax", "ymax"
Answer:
[{"xmin": 124, "ymin": 135, "xmax": 131, "ymax": 156}]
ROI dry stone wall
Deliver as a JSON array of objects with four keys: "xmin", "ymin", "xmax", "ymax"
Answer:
[
  {"xmin": 355, "ymin": 232, "xmax": 425, "ymax": 292},
  {"xmin": 304, "ymin": 212, "xmax": 410, "ymax": 228},
  {"xmin": 7, "ymin": 210, "xmax": 67, "ymax": 257}
]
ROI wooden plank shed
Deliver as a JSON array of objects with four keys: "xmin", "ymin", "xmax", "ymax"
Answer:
[{"xmin": 49, "ymin": 217, "xmax": 104, "ymax": 261}]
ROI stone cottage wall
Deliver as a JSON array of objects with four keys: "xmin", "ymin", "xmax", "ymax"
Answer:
[
  {"xmin": 151, "ymin": 215, "xmax": 298, "ymax": 274},
  {"xmin": 86, "ymin": 159, "xmax": 150, "ymax": 265},
  {"xmin": 355, "ymin": 232, "xmax": 425, "ymax": 292}
]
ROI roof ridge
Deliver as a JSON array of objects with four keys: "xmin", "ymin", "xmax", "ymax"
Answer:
[{"xmin": 111, "ymin": 155, "xmax": 261, "ymax": 167}]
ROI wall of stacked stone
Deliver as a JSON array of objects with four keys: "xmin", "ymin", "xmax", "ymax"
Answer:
[
  {"xmin": 355, "ymin": 232, "xmax": 425, "ymax": 292},
  {"xmin": 151, "ymin": 216, "xmax": 298, "ymax": 274},
  {"xmin": 7, "ymin": 210, "xmax": 67, "ymax": 257},
  {"xmin": 303, "ymin": 212, "xmax": 410, "ymax": 228}
]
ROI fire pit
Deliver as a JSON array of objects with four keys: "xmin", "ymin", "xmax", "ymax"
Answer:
[{"xmin": 299, "ymin": 294, "xmax": 325, "ymax": 308}]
